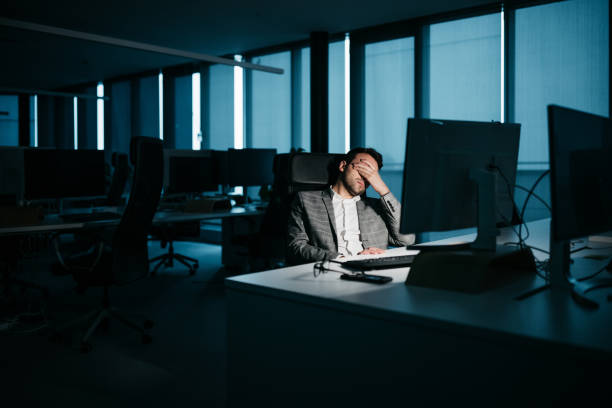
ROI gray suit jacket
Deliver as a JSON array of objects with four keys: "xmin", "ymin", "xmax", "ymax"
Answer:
[{"xmin": 287, "ymin": 189, "xmax": 415, "ymax": 264}]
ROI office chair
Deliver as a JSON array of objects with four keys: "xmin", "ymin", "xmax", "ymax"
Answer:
[
  {"xmin": 148, "ymin": 222, "xmax": 200, "ymax": 276},
  {"xmin": 51, "ymin": 136, "xmax": 163, "ymax": 352},
  {"xmin": 244, "ymin": 152, "xmax": 343, "ymax": 271},
  {"xmin": 106, "ymin": 152, "xmax": 130, "ymax": 206}
]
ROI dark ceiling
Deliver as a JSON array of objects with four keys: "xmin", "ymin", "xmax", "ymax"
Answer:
[{"xmin": 2, "ymin": 0, "xmax": 497, "ymax": 92}]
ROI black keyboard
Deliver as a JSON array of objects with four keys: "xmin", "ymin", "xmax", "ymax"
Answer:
[
  {"xmin": 342, "ymin": 254, "xmax": 416, "ymax": 270},
  {"xmin": 61, "ymin": 212, "xmax": 122, "ymax": 222}
]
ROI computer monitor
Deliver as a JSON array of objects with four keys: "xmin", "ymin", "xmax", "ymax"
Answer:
[
  {"xmin": 547, "ymin": 105, "xmax": 612, "ymax": 306},
  {"xmin": 225, "ymin": 148, "xmax": 277, "ymax": 187},
  {"xmin": 400, "ymin": 118, "xmax": 535, "ymax": 293},
  {"xmin": 163, "ymin": 149, "xmax": 219, "ymax": 195},
  {"xmin": 23, "ymin": 148, "xmax": 106, "ymax": 201},
  {"xmin": 400, "ymin": 118, "xmax": 520, "ymax": 237}
]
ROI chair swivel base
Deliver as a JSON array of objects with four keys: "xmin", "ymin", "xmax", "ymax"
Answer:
[
  {"xmin": 51, "ymin": 299, "xmax": 153, "ymax": 352},
  {"xmin": 149, "ymin": 241, "xmax": 198, "ymax": 276}
]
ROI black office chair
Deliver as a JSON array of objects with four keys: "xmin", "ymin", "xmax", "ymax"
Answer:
[
  {"xmin": 245, "ymin": 152, "xmax": 343, "ymax": 271},
  {"xmin": 52, "ymin": 136, "xmax": 163, "ymax": 352},
  {"xmin": 148, "ymin": 223, "xmax": 200, "ymax": 276}
]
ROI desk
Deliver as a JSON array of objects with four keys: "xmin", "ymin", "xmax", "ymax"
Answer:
[
  {"xmin": 225, "ymin": 219, "xmax": 612, "ymax": 407},
  {"xmin": 0, "ymin": 207, "xmax": 264, "ymax": 269}
]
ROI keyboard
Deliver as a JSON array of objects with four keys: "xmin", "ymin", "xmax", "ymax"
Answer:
[
  {"xmin": 341, "ymin": 254, "xmax": 416, "ymax": 270},
  {"xmin": 61, "ymin": 211, "xmax": 122, "ymax": 222}
]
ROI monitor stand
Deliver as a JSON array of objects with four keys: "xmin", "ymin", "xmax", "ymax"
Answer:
[
  {"xmin": 405, "ymin": 168, "xmax": 537, "ymax": 293},
  {"xmin": 538, "ymin": 240, "xmax": 612, "ymax": 308}
]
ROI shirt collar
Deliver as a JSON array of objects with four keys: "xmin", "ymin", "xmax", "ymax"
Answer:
[{"xmin": 330, "ymin": 186, "xmax": 361, "ymax": 203}]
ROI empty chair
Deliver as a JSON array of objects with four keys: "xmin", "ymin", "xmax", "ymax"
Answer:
[{"xmin": 52, "ymin": 136, "xmax": 163, "ymax": 352}]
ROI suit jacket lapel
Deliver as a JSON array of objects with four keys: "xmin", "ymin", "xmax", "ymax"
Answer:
[{"xmin": 321, "ymin": 189, "xmax": 337, "ymax": 241}]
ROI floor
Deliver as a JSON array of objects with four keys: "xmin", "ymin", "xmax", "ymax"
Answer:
[{"xmin": 1, "ymin": 240, "xmax": 229, "ymax": 407}]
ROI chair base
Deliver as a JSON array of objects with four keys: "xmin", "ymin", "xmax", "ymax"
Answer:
[
  {"xmin": 149, "ymin": 241, "xmax": 198, "ymax": 276},
  {"xmin": 51, "ymin": 288, "xmax": 153, "ymax": 352}
]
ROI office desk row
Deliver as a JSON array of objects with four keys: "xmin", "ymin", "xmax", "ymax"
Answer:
[
  {"xmin": 0, "ymin": 206, "xmax": 265, "ymax": 237},
  {"xmin": 225, "ymin": 219, "xmax": 612, "ymax": 407}
]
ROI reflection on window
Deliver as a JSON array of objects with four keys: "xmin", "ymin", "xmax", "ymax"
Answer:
[{"xmin": 514, "ymin": 0, "xmax": 608, "ymax": 169}]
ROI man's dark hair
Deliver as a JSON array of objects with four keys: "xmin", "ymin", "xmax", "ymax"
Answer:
[{"xmin": 343, "ymin": 147, "xmax": 384, "ymax": 170}]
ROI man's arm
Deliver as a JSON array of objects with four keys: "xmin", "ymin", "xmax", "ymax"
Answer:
[
  {"xmin": 287, "ymin": 193, "xmax": 339, "ymax": 264},
  {"xmin": 379, "ymin": 192, "xmax": 415, "ymax": 247},
  {"xmin": 354, "ymin": 160, "xmax": 415, "ymax": 247}
]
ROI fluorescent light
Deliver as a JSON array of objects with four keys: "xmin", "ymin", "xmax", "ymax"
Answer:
[
  {"xmin": 97, "ymin": 83, "xmax": 104, "ymax": 150},
  {"xmin": 33, "ymin": 95, "xmax": 38, "ymax": 147},
  {"xmin": 234, "ymin": 55, "xmax": 244, "ymax": 150},
  {"xmin": 344, "ymin": 33, "xmax": 351, "ymax": 153},
  {"xmin": 192, "ymin": 72, "xmax": 201, "ymax": 150},
  {"xmin": 159, "ymin": 72, "xmax": 164, "ymax": 140},
  {"xmin": 500, "ymin": 10, "xmax": 505, "ymax": 123},
  {"xmin": 73, "ymin": 96, "xmax": 78, "ymax": 149}
]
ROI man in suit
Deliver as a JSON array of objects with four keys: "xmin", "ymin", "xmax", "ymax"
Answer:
[{"xmin": 287, "ymin": 147, "xmax": 415, "ymax": 264}]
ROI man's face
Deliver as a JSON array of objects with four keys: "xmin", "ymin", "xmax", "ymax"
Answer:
[{"xmin": 340, "ymin": 153, "xmax": 379, "ymax": 196}]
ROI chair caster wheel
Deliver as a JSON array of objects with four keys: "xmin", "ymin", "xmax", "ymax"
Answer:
[
  {"xmin": 144, "ymin": 320, "xmax": 154, "ymax": 330},
  {"xmin": 142, "ymin": 334, "xmax": 152, "ymax": 344},
  {"xmin": 80, "ymin": 342, "xmax": 93, "ymax": 353}
]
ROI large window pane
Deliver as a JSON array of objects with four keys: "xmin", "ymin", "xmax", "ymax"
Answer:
[
  {"xmin": 296, "ymin": 47, "xmax": 311, "ymax": 152},
  {"xmin": 249, "ymin": 51, "xmax": 291, "ymax": 152},
  {"xmin": 329, "ymin": 40, "xmax": 345, "ymax": 153},
  {"xmin": 174, "ymin": 74, "xmax": 192, "ymax": 149},
  {"xmin": 429, "ymin": 13, "xmax": 501, "ymax": 121},
  {"xmin": 364, "ymin": 37, "xmax": 415, "ymax": 199},
  {"xmin": 0, "ymin": 95, "xmax": 19, "ymax": 146},
  {"xmin": 514, "ymin": 0, "xmax": 609, "ymax": 169},
  {"xmin": 137, "ymin": 75, "xmax": 160, "ymax": 139},
  {"xmin": 207, "ymin": 64, "xmax": 234, "ymax": 150}
]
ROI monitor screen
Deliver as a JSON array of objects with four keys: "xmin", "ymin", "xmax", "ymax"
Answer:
[
  {"xmin": 23, "ymin": 148, "xmax": 106, "ymax": 200},
  {"xmin": 226, "ymin": 148, "xmax": 277, "ymax": 187},
  {"xmin": 548, "ymin": 105, "xmax": 612, "ymax": 241},
  {"xmin": 399, "ymin": 118, "xmax": 520, "ymax": 235},
  {"xmin": 164, "ymin": 150, "xmax": 219, "ymax": 195}
]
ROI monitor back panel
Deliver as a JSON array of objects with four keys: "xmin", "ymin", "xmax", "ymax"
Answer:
[
  {"xmin": 400, "ymin": 119, "xmax": 520, "ymax": 234},
  {"xmin": 548, "ymin": 105, "xmax": 612, "ymax": 241}
]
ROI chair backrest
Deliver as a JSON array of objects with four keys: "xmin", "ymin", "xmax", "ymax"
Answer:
[
  {"xmin": 112, "ymin": 137, "xmax": 163, "ymax": 284},
  {"xmin": 106, "ymin": 152, "xmax": 129, "ymax": 206},
  {"xmin": 260, "ymin": 152, "xmax": 343, "ymax": 240}
]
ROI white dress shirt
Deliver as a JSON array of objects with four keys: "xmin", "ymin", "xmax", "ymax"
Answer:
[{"xmin": 331, "ymin": 188, "xmax": 364, "ymax": 257}]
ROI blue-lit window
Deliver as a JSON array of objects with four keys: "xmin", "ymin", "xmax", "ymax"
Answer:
[
  {"xmin": 207, "ymin": 64, "xmax": 234, "ymax": 150},
  {"xmin": 295, "ymin": 47, "xmax": 311, "ymax": 152},
  {"xmin": 429, "ymin": 13, "xmax": 501, "ymax": 122},
  {"xmin": 365, "ymin": 37, "xmax": 415, "ymax": 199},
  {"xmin": 0, "ymin": 95, "xmax": 19, "ymax": 146},
  {"xmin": 329, "ymin": 40, "xmax": 346, "ymax": 153},
  {"xmin": 514, "ymin": 0, "xmax": 609, "ymax": 169},
  {"xmin": 249, "ymin": 51, "xmax": 292, "ymax": 152}
]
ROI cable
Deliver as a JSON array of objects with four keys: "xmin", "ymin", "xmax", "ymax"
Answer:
[{"xmin": 518, "ymin": 170, "xmax": 550, "ymax": 251}]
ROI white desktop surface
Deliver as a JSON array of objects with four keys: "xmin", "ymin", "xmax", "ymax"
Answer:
[{"xmin": 226, "ymin": 218, "xmax": 612, "ymax": 354}]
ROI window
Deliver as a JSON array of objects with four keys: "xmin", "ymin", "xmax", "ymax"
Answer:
[
  {"xmin": 207, "ymin": 64, "xmax": 234, "ymax": 150},
  {"xmin": 248, "ymin": 51, "xmax": 291, "ymax": 152},
  {"xmin": 364, "ymin": 37, "xmax": 415, "ymax": 199},
  {"xmin": 295, "ymin": 47, "xmax": 311, "ymax": 152},
  {"xmin": 0, "ymin": 95, "xmax": 19, "ymax": 146},
  {"xmin": 513, "ymin": 0, "xmax": 609, "ymax": 169},
  {"xmin": 428, "ymin": 13, "xmax": 501, "ymax": 122},
  {"xmin": 329, "ymin": 40, "xmax": 346, "ymax": 153}
]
